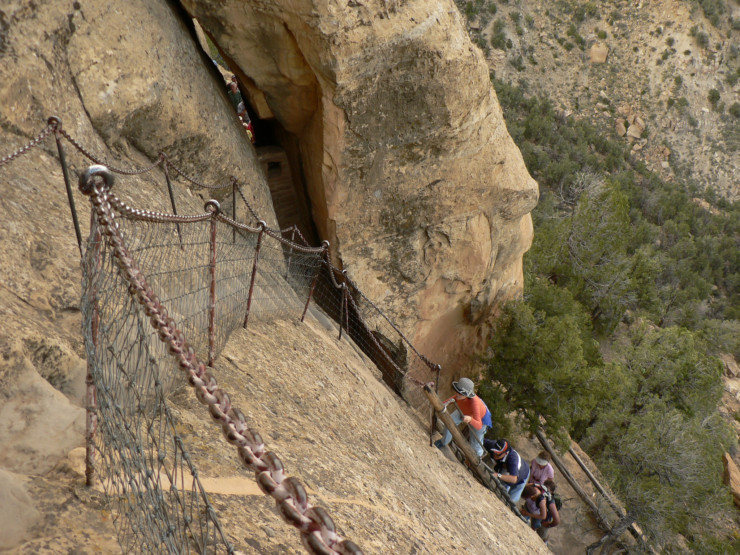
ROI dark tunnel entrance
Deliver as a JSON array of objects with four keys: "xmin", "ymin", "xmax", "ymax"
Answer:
[
  {"xmin": 190, "ymin": 20, "xmax": 409, "ymax": 396},
  {"xmin": 249, "ymin": 116, "xmax": 319, "ymax": 248}
]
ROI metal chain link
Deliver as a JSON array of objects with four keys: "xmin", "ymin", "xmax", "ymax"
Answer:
[
  {"xmin": 162, "ymin": 156, "xmax": 232, "ymax": 190},
  {"xmin": 0, "ymin": 122, "xmax": 55, "ymax": 167},
  {"xmin": 80, "ymin": 169, "xmax": 363, "ymax": 555},
  {"xmin": 234, "ymin": 181, "xmax": 261, "ymax": 221},
  {"xmin": 108, "ymin": 193, "xmax": 214, "ymax": 224},
  {"xmin": 57, "ymin": 127, "xmax": 164, "ymax": 175}
]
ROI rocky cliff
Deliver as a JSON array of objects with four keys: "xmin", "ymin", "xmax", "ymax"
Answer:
[
  {"xmin": 181, "ymin": 0, "xmax": 539, "ymax": 376},
  {"xmin": 0, "ymin": 0, "xmax": 545, "ymax": 552},
  {"xmin": 466, "ymin": 0, "xmax": 739, "ymax": 201}
]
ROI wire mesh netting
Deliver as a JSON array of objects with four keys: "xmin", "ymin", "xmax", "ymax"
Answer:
[
  {"xmin": 2, "ymin": 123, "xmax": 442, "ymax": 554},
  {"xmin": 82, "ymin": 217, "xmax": 235, "ymax": 554},
  {"xmin": 79, "ymin": 173, "xmax": 440, "ymax": 553}
]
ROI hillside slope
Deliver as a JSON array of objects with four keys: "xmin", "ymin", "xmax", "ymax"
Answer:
[{"xmin": 464, "ymin": 0, "xmax": 739, "ymax": 200}]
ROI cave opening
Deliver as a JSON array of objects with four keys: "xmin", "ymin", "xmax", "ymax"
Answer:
[
  {"xmin": 189, "ymin": 18, "xmax": 319, "ymax": 247},
  {"xmin": 187, "ymin": 18, "xmax": 409, "ymax": 396}
]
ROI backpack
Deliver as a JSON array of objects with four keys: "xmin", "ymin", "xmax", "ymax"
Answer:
[{"xmin": 541, "ymin": 488, "xmax": 563, "ymax": 515}]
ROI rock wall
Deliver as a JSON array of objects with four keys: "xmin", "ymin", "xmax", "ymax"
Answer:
[
  {"xmin": 0, "ymin": 0, "xmax": 278, "ymax": 549},
  {"xmin": 182, "ymin": 0, "xmax": 539, "ymax": 377}
]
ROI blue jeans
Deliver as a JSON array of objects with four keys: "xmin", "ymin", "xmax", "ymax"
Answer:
[
  {"xmin": 441, "ymin": 410, "xmax": 487, "ymax": 458},
  {"xmin": 503, "ymin": 468, "xmax": 530, "ymax": 503}
]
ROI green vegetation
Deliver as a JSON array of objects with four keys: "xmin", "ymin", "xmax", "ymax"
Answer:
[
  {"xmin": 694, "ymin": 0, "xmax": 726, "ymax": 28},
  {"xmin": 480, "ymin": 78, "xmax": 739, "ymax": 550},
  {"xmin": 566, "ymin": 23, "xmax": 586, "ymax": 50},
  {"xmin": 708, "ymin": 88, "xmax": 721, "ymax": 107},
  {"xmin": 690, "ymin": 25, "xmax": 710, "ymax": 49},
  {"xmin": 509, "ymin": 55, "xmax": 525, "ymax": 71},
  {"xmin": 490, "ymin": 19, "xmax": 510, "ymax": 50},
  {"xmin": 727, "ymin": 68, "xmax": 740, "ymax": 86}
]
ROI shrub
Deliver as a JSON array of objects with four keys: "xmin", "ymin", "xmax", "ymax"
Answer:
[
  {"xmin": 597, "ymin": 29, "xmax": 607, "ymax": 39},
  {"xmin": 729, "ymin": 102, "xmax": 740, "ymax": 118},
  {"xmin": 490, "ymin": 19, "xmax": 508, "ymax": 50},
  {"xmin": 666, "ymin": 37, "xmax": 675, "ymax": 47},
  {"xmin": 566, "ymin": 23, "xmax": 586, "ymax": 49},
  {"xmin": 696, "ymin": 0, "xmax": 725, "ymax": 28},
  {"xmin": 708, "ymin": 88, "xmax": 720, "ymax": 105},
  {"xmin": 695, "ymin": 30, "xmax": 710, "ymax": 49},
  {"xmin": 726, "ymin": 69, "xmax": 739, "ymax": 87},
  {"xmin": 509, "ymin": 55, "xmax": 525, "ymax": 72}
]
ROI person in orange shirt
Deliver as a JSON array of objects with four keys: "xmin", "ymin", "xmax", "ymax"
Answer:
[{"xmin": 434, "ymin": 377, "xmax": 492, "ymax": 457}]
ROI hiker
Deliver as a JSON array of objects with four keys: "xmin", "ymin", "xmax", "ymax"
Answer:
[
  {"xmin": 484, "ymin": 438, "xmax": 530, "ymax": 502},
  {"xmin": 434, "ymin": 377, "xmax": 492, "ymax": 458},
  {"xmin": 520, "ymin": 479, "xmax": 561, "ymax": 543},
  {"xmin": 227, "ymin": 80, "xmax": 244, "ymax": 111},
  {"xmin": 528, "ymin": 450, "xmax": 554, "ymax": 486}
]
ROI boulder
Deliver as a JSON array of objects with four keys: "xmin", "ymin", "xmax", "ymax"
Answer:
[
  {"xmin": 627, "ymin": 119, "xmax": 645, "ymax": 139},
  {"xmin": 589, "ymin": 43, "xmax": 609, "ymax": 63},
  {"xmin": 616, "ymin": 118, "xmax": 627, "ymax": 136},
  {"xmin": 722, "ymin": 453, "xmax": 740, "ymax": 509},
  {"xmin": 0, "ymin": 342, "xmax": 85, "ymax": 475},
  {"xmin": 0, "ymin": 469, "xmax": 40, "ymax": 550}
]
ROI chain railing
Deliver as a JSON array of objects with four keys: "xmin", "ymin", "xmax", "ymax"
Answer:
[{"xmin": 0, "ymin": 119, "xmax": 447, "ymax": 553}]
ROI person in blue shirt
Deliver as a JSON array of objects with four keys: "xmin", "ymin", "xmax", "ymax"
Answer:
[{"xmin": 484, "ymin": 438, "xmax": 530, "ymax": 502}]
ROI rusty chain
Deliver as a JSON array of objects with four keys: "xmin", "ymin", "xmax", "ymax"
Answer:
[
  {"xmin": 1, "ymin": 119, "xmax": 441, "ymax": 391},
  {"xmin": 108, "ymin": 194, "xmax": 214, "ymax": 224},
  {"xmin": 234, "ymin": 181, "xmax": 261, "ymax": 221},
  {"xmin": 162, "ymin": 155, "xmax": 232, "ymax": 190},
  {"xmin": 52, "ymin": 120, "xmax": 164, "ymax": 176},
  {"xmin": 0, "ymin": 121, "xmax": 55, "ymax": 167},
  {"xmin": 79, "ymin": 166, "xmax": 363, "ymax": 555}
]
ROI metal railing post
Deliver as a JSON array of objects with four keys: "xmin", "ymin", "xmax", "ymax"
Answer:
[
  {"xmin": 206, "ymin": 200, "xmax": 220, "ymax": 366},
  {"xmin": 232, "ymin": 178, "xmax": 237, "ymax": 244},
  {"xmin": 85, "ymin": 210, "xmax": 102, "ymax": 486},
  {"xmin": 50, "ymin": 117, "xmax": 83, "ymax": 255},
  {"xmin": 161, "ymin": 157, "xmax": 183, "ymax": 249},
  {"xmin": 301, "ymin": 241, "xmax": 328, "ymax": 322},
  {"xmin": 338, "ymin": 283, "xmax": 347, "ymax": 340},
  {"xmin": 243, "ymin": 221, "xmax": 266, "ymax": 330}
]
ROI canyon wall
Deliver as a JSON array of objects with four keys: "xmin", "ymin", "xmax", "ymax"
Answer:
[{"xmin": 182, "ymin": 0, "xmax": 539, "ymax": 377}]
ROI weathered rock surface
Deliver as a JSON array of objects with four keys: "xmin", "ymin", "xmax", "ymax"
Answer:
[
  {"xmin": 588, "ymin": 43, "xmax": 609, "ymax": 64},
  {"xmin": 0, "ymin": 469, "xmax": 40, "ymax": 550},
  {"xmin": 722, "ymin": 453, "xmax": 740, "ymax": 509},
  {"xmin": 0, "ymin": 341, "xmax": 85, "ymax": 475},
  {"xmin": 0, "ymin": 0, "xmax": 277, "ymax": 223},
  {"xmin": 182, "ymin": 0, "xmax": 538, "ymax": 376}
]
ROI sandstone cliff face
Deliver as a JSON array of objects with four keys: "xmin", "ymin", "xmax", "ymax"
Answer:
[
  {"xmin": 182, "ymin": 0, "xmax": 539, "ymax": 376},
  {"xmin": 0, "ymin": 0, "xmax": 278, "ymax": 549}
]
